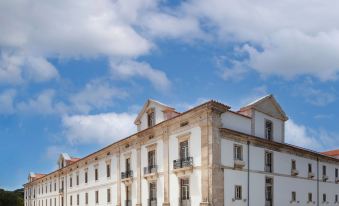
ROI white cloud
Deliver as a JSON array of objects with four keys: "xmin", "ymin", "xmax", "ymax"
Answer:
[
  {"xmin": 0, "ymin": 51, "xmax": 59, "ymax": 84},
  {"xmin": 16, "ymin": 89, "xmax": 64, "ymax": 114},
  {"xmin": 285, "ymin": 119, "xmax": 339, "ymax": 151},
  {"xmin": 0, "ymin": 89, "xmax": 16, "ymax": 114},
  {"xmin": 70, "ymin": 79, "xmax": 128, "ymax": 114},
  {"xmin": 184, "ymin": 0, "xmax": 339, "ymax": 81},
  {"xmin": 290, "ymin": 78, "xmax": 337, "ymax": 106},
  {"xmin": 110, "ymin": 60, "xmax": 171, "ymax": 90},
  {"xmin": 62, "ymin": 112, "xmax": 137, "ymax": 145}
]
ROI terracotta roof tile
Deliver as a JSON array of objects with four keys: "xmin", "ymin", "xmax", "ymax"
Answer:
[{"xmin": 321, "ymin": 149, "xmax": 339, "ymax": 157}]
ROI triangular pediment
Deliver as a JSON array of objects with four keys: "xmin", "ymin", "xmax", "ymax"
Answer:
[
  {"xmin": 240, "ymin": 95, "xmax": 288, "ymax": 121},
  {"xmin": 134, "ymin": 99, "xmax": 174, "ymax": 125}
]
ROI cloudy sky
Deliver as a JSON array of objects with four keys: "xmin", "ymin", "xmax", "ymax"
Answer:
[{"xmin": 1, "ymin": 0, "xmax": 339, "ymax": 190}]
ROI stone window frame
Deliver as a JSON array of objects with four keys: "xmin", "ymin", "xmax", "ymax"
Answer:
[
  {"xmin": 146, "ymin": 143, "xmax": 157, "ymax": 167},
  {"xmin": 105, "ymin": 159, "xmax": 111, "ymax": 179},
  {"xmin": 94, "ymin": 164, "xmax": 99, "ymax": 182},
  {"xmin": 123, "ymin": 152, "xmax": 132, "ymax": 172},
  {"xmin": 176, "ymin": 132, "xmax": 191, "ymax": 159},
  {"xmin": 147, "ymin": 108, "xmax": 156, "ymax": 128},
  {"xmin": 264, "ymin": 118, "xmax": 273, "ymax": 141}
]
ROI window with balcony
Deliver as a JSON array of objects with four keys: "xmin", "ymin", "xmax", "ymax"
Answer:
[
  {"xmin": 174, "ymin": 140, "xmax": 193, "ymax": 170},
  {"xmin": 235, "ymin": 185, "xmax": 242, "ymax": 200},
  {"xmin": 145, "ymin": 150, "xmax": 157, "ymax": 175},
  {"xmin": 265, "ymin": 151, "xmax": 273, "ymax": 173},
  {"xmin": 122, "ymin": 158, "xmax": 133, "ymax": 179},
  {"xmin": 265, "ymin": 120, "xmax": 273, "ymax": 140}
]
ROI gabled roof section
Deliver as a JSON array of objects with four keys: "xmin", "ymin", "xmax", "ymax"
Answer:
[
  {"xmin": 134, "ymin": 99, "xmax": 175, "ymax": 124},
  {"xmin": 321, "ymin": 149, "xmax": 339, "ymax": 158},
  {"xmin": 240, "ymin": 94, "xmax": 288, "ymax": 121}
]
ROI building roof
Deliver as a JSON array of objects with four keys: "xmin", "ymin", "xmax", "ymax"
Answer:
[
  {"xmin": 240, "ymin": 94, "xmax": 288, "ymax": 121},
  {"xmin": 321, "ymin": 149, "xmax": 339, "ymax": 157}
]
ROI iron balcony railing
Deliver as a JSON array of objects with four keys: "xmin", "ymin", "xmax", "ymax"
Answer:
[
  {"xmin": 173, "ymin": 157, "xmax": 193, "ymax": 169},
  {"xmin": 144, "ymin": 165, "xmax": 158, "ymax": 175},
  {"xmin": 125, "ymin": 200, "xmax": 132, "ymax": 206},
  {"xmin": 148, "ymin": 198, "xmax": 157, "ymax": 206},
  {"xmin": 121, "ymin": 170, "xmax": 133, "ymax": 179}
]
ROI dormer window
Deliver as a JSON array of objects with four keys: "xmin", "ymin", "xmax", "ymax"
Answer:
[
  {"xmin": 147, "ymin": 108, "xmax": 155, "ymax": 127},
  {"xmin": 265, "ymin": 120, "xmax": 273, "ymax": 140}
]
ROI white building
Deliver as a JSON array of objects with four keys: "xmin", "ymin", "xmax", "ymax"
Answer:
[{"xmin": 24, "ymin": 95, "xmax": 339, "ymax": 206}]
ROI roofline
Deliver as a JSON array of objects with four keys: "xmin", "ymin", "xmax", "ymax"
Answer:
[
  {"xmin": 220, "ymin": 128, "xmax": 339, "ymax": 163},
  {"xmin": 24, "ymin": 100, "xmax": 230, "ymax": 186}
]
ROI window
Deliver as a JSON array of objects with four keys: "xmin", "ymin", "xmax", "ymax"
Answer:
[
  {"xmin": 234, "ymin": 145, "xmax": 243, "ymax": 161},
  {"xmin": 308, "ymin": 193, "xmax": 312, "ymax": 202},
  {"xmin": 148, "ymin": 150, "xmax": 156, "ymax": 167},
  {"xmin": 54, "ymin": 182, "xmax": 56, "ymax": 191},
  {"xmin": 95, "ymin": 168, "xmax": 98, "ymax": 181},
  {"xmin": 70, "ymin": 195, "xmax": 72, "ymax": 206},
  {"xmin": 77, "ymin": 194, "xmax": 79, "ymax": 205},
  {"xmin": 180, "ymin": 140, "xmax": 189, "ymax": 159},
  {"xmin": 291, "ymin": 191, "xmax": 296, "ymax": 202},
  {"xmin": 85, "ymin": 193, "xmax": 88, "ymax": 204},
  {"xmin": 50, "ymin": 183, "xmax": 51, "ymax": 192},
  {"xmin": 323, "ymin": 165, "xmax": 327, "ymax": 176},
  {"xmin": 149, "ymin": 182, "xmax": 157, "ymax": 202},
  {"xmin": 265, "ymin": 151, "xmax": 273, "ymax": 173},
  {"xmin": 336, "ymin": 168, "xmax": 338, "ymax": 179},
  {"xmin": 126, "ymin": 158, "xmax": 131, "ymax": 172},
  {"xmin": 265, "ymin": 120, "xmax": 273, "ymax": 140},
  {"xmin": 180, "ymin": 179, "xmax": 190, "ymax": 201},
  {"xmin": 126, "ymin": 185, "xmax": 131, "ymax": 202},
  {"xmin": 336, "ymin": 195, "xmax": 338, "ymax": 203},
  {"xmin": 70, "ymin": 177, "xmax": 72, "ymax": 187},
  {"xmin": 107, "ymin": 189, "xmax": 111, "ymax": 203},
  {"xmin": 54, "ymin": 198, "xmax": 56, "ymax": 206},
  {"xmin": 61, "ymin": 196, "xmax": 64, "ymax": 206},
  {"xmin": 323, "ymin": 194, "xmax": 327, "ymax": 202},
  {"xmin": 106, "ymin": 164, "xmax": 111, "ymax": 178},
  {"xmin": 95, "ymin": 191, "xmax": 99, "ymax": 204},
  {"xmin": 85, "ymin": 171, "xmax": 88, "ymax": 183},
  {"xmin": 147, "ymin": 109, "xmax": 155, "ymax": 127},
  {"xmin": 235, "ymin": 185, "xmax": 242, "ymax": 200},
  {"xmin": 308, "ymin": 163, "xmax": 312, "ymax": 173},
  {"xmin": 265, "ymin": 177, "xmax": 273, "ymax": 206},
  {"xmin": 291, "ymin": 160, "xmax": 296, "ymax": 170}
]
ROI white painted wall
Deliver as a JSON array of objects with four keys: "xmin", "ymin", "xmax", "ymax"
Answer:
[
  {"xmin": 254, "ymin": 110, "xmax": 284, "ymax": 143},
  {"xmin": 221, "ymin": 112, "xmax": 251, "ymax": 135}
]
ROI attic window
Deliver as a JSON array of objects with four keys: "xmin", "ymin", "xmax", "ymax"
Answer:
[
  {"xmin": 265, "ymin": 120, "xmax": 273, "ymax": 140},
  {"xmin": 147, "ymin": 108, "xmax": 155, "ymax": 128},
  {"xmin": 180, "ymin": 121, "xmax": 189, "ymax": 127},
  {"xmin": 149, "ymin": 135, "xmax": 154, "ymax": 140}
]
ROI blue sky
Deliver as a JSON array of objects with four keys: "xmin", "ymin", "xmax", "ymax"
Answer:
[{"xmin": 1, "ymin": 0, "xmax": 339, "ymax": 190}]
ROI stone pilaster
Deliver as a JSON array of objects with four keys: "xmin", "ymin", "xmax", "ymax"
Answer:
[
  {"xmin": 117, "ymin": 150, "xmax": 121, "ymax": 206},
  {"xmin": 200, "ymin": 115, "xmax": 210, "ymax": 206},
  {"xmin": 136, "ymin": 145, "xmax": 142, "ymax": 206},
  {"xmin": 163, "ymin": 127, "xmax": 170, "ymax": 206}
]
